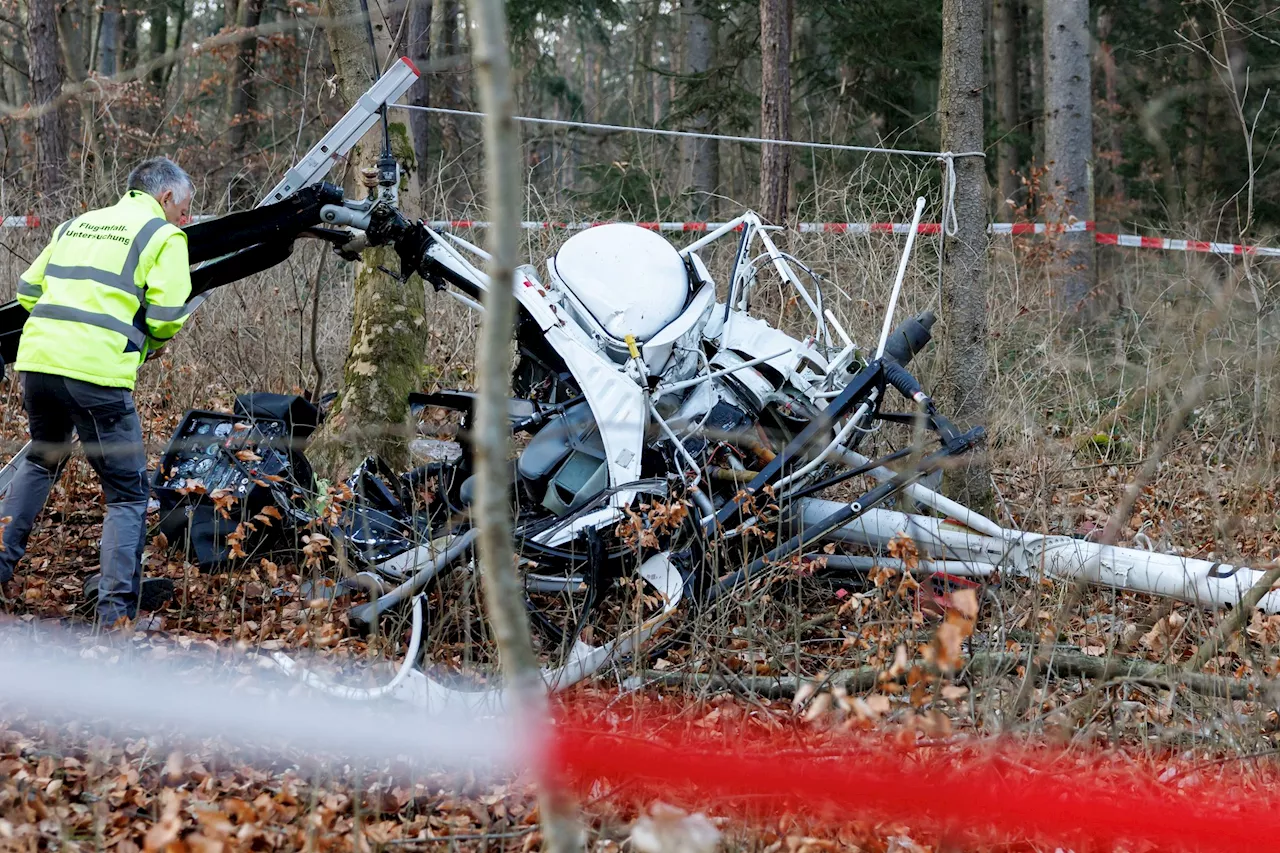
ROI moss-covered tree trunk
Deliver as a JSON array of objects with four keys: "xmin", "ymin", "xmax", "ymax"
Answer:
[{"xmin": 311, "ymin": 0, "xmax": 430, "ymax": 478}]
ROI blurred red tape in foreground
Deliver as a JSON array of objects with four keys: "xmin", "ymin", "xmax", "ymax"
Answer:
[{"xmin": 551, "ymin": 703, "xmax": 1280, "ymax": 852}]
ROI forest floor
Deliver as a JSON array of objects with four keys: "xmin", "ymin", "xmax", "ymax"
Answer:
[{"xmin": 1, "ymin": 378, "xmax": 1279, "ymax": 853}]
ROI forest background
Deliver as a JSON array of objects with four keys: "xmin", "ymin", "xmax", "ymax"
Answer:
[
  {"xmin": 2, "ymin": 0, "xmax": 1275, "ymax": 231},
  {"xmin": 0, "ymin": 2, "xmax": 1279, "ymax": 850},
  {"xmin": 2, "ymin": 0, "xmax": 1277, "ymax": 446}
]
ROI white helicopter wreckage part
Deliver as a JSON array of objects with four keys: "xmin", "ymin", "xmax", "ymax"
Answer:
[
  {"xmin": 148, "ymin": 97, "xmax": 1280, "ymax": 714},
  {"xmin": 276, "ymin": 550, "xmax": 684, "ymax": 713},
  {"xmin": 347, "ymin": 530, "xmax": 481, "ymax": 627},
  {"xmin": 431, "ymin": 223, "xmax": 822, "ymax": 533},
  {"xmin": 792, "ymin": 498, "xmax": 1280, "ymax": 613},
  {"xmin": 549, "ymin": 223, "xmax": 691, "ymax": 343},
  {"xmin": 271, "ymin": 591, "xmax": 426, "ymax": 702},
  {"xmin": 420, "ymin": 238, "xmax": 651, "ymax": 524},
  {"xmin": 808, "ymin": 449, "xmax": 1280, "ymax": 611}
]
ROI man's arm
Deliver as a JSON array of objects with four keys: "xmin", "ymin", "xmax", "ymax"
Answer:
[
  {"xmin": 142, "ymin": 231, "xmax": 192, "ymax": 353},
  {"xmin": 16, "ymin": 240, "xmax": 55, "ymax": 311}
]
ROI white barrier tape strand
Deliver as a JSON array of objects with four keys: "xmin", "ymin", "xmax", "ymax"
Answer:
[
  {"xmin": 0, "ymin": 627, "xmax": 529, "ymax": 770},
  {"xmin": 2, "ymin": 217, "xmax": 1092, "ymax": 234}
]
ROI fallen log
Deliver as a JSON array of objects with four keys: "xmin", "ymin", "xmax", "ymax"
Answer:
[{"xmin": 634, "ymin": 651, "xmax": 1271, "ymax": 703}]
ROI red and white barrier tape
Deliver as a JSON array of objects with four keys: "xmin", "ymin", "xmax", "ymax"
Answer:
[
  {"xmin": 554, "ymin": 706, "xmax": 1280, "ymax": 853},
  {"xmin": 1094, "ymin": 230, "xmax": 1280, "ymax": 256},
  {"xmin": 419, "ymin": 219, "xmax": 1097, "ymax": 235},
  {"xmin": 421, "ymin": 219, "xmax": 1280, "ymax": 257},
  {"xmin": 6, "ymin": 213, "xmax": 1277, "ymax": 257}
]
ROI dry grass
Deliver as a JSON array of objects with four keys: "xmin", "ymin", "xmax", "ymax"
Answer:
[{"xmin": 4, "ymin": 170, "xmax": 1280, "ymax": 847}]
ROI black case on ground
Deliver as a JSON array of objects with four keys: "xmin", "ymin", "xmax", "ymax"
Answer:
[{"xmin": 152, "ymin": 409, "xmax": 313, "ymax": 570}]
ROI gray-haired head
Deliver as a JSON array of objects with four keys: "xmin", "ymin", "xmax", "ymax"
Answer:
[{"xmin": 126, "ymin": 157, "xmax": 193, "ymax": 203}]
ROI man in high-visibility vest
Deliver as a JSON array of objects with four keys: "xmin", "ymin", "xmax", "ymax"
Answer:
[{"xmin": 0, "ymin": 157, "xmax": 194, "ymax": 627}]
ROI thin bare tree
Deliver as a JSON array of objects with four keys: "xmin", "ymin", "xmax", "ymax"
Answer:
[
  {"xmin": 226, "ymin": 0, "xmax": 265, "ymax": 205},
  {"xmin": 407, "ymin": 0, "xmax": 433, "ymax": 206},
  {"xmin": 1043, "ymin": 0, "xmax": 1095, "ymax": 312},
  {"xmin": 226, "ymin": 0, "xmax": 264, "ymax": 156},
  {"xmin": 27, "ymin": 0, "xmax": 69, "ymax": 198},
  {"xmin": 467, "ymin": 0, "xmax": 580, "ymax": 849},
  {"xmin": 759, "ymin": 0, "xmax": 791, "ymax": 225},
  {"xmin": 940, "ymin": 0, "xmax": 992, "ymax": 511},
  {"xmin": 991, "ymin": 0, "xmax": 1020, "ymax": 208},
  {"xmin": 682, "ymin": 0, "xmax": 719, "ymax": 220}
]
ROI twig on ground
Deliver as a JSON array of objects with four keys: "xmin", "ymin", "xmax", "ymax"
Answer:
[
  {"xmin": 635, "ymin": 650, "xmax": 1271, "ymax": 703},
  {"xmin": 386, "ymin": 826, "xmax": 538, "ymax": 846}
]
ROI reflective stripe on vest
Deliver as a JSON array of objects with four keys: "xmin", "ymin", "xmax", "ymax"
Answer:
[
  {"xmin": 43, "ymin": 263, "xmax": 144, "ymax": 298},
  {"xmin": 144, "ymin": 303, "xmax": 187, "ymax": 323},
  {"xmin": 16, "ymin": 281, "xmax": 41, "ymax": 298},
  {"xmin": 44, "ymin": 217, "xmax": 167, "ymax": 300},
  {"xmin": 27, "ymin": 303, "xmax": 148, "ymax": 350}
]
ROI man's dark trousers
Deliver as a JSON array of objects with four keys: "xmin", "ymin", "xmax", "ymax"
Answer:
[{"xmin": 0, "ymin": 372, "xmax": 148, "ymax": 624}]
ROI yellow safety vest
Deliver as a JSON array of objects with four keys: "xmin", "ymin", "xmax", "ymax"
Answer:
[{"xmin": 15, "ymin": 191, "xmax": 192, "ymax": 390}]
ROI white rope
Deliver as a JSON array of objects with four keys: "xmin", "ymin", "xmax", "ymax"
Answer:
[
  {"xmin": 391, "ymin": 103, "xmax": 985, "ymax": 163},
  {"xmin": 940, "ymin": 154, "xmax": 960, "ymax": 237},
  {"xmin": 392, "ymin": 103, "xmax": 984, "ymax": 242}
]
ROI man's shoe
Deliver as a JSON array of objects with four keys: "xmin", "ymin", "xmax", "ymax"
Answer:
[
  {"xmin": 139, "ymin": 578, "xmax": 176, "ymax": 612},
  {"xmin": 81, "ymin": 574, "xmax": 176, "ymax": 615}
]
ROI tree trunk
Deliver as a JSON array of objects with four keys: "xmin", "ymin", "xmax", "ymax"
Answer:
[
  {"xmin": 407, "ymin": 0, "xmax": 432, "ymax": 205},
  {"xmin": 627, "ymin": 4, "xmax": 653, "ymax": 125},
  {"xmin": 98, "ymin": 3, "xmax": 120, "ymax": 76},
  {"xmin": 1019, "ymin": 0, "xmax": 1042, "ymax": 184},
  {"xmin": 1093, "ymin": 7, "xmax": 1127, "ymax": 219},
  {"xmin": 6, "ymin": 30, "xmax": 30, "ymax": 109},
  {"xmin": 27, "ymin": 0, "xmax": 69, "ymax": 199},
  {"xmin": 991, "ymin": 0, "xmax": 1019, "ymax": 209},
  {"xmin": 1183, "ymin": 31, "xmax": 1207, "ymax": 213},
  {"xmin": 1212, "ymin": 11, "xmax": 1252, "ymax": 232},
  {"xmin": 436, "ymin": 0, "xmax": 466, "ymax": 207},
  {"xmin": 310, "ymin": 0, "xmax": 429, "ymax": 477},
  {"xmin": 1043, "ymin": 0, "xmax": 1095, "ymax": 312},
  {"xmin": 758, "ymin": 0, "xmax": 791, "ymax": 225},
  {"xmin": 648, "ymin": 0, "xmax": 664, "ymax": 126},
  {"xmin": 582, "ymin": 32, "xmax": 598, "ymax": 120},
  {"xmin": 57, "ymin": 0, "xmax": 105, "ymax": 189},
  {"xmin": 682, "ymin": 0, "xmax": 718, "ymax": 220},
  {"xmin": 121, "ymin": 3, "xmax": 139, "ymax": 71},
  {"xmin": 226, "ymin": 0, "xmax": 264, "ymax": 204},
  {"xmin": 163, "ymin": 0, "xmax": 186, "ymax": 92},
  {"xmin": 554, "ymin": 30, "xmax": 578, "ymax": 202},
  {"xmin": 466, "ymin": 1, "xmax": 579, "ymax": 849},
  {"xmin": 940, "ymin": 0, "xmax": 992, "ymax": 511},
  {"xmin": 148, "ymin": 0, "xmax": 168, "ymax": 92},
  {"xmin": 56, "ymin": 0, "xmax": 90, "ymax": 83}
]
